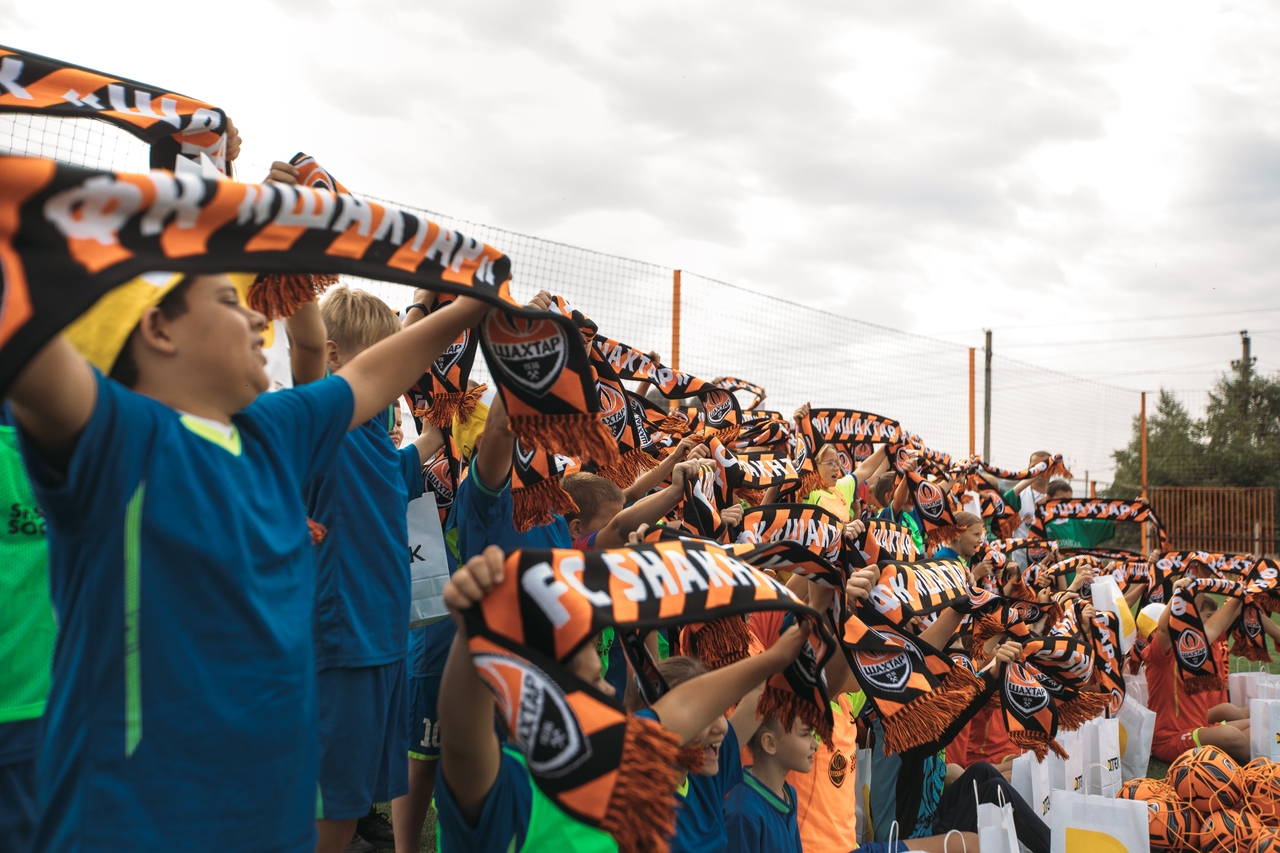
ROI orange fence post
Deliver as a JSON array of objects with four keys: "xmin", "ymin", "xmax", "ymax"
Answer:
[
  {"xmin": 968, "ymin": 348, "xmax": 976, "ymax": 456},
  {"xmin": 671, "ymin": 270, "xmax": 681, "ymax": 372}
]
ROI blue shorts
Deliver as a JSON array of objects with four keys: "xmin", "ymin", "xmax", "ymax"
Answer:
[
  {"xmin": 409, "ymin": 674, "xmax": 443, "ymax": 761},
  {"xmin": 317, "ymin": 660, "xmax": 409, "ymax": 820},
  {"xmin": 0, "ymin": 720, "xmax": 39, "ymax": 853}
]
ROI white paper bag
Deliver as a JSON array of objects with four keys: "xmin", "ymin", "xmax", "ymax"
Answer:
[
  {"xmin": 1251, "ymin": 698, "xmax": 1280, "ymax": 761},
  {"xmin": 976, "ymin": 784, "xmax": 1020, "ymax": 853},
  {"xmin": 407, "ymin": 492, "xmax": 450, "ymax": 628},
  {"xmin": 1230, "ymin": 671, "xmax": 1259, "ymax": 708},
  {"xmin": 855, "ymin": 746, "xmax": 873, "ymax": 844},
  {"xmin": 1118, "ymin": 693, "xmax": 1156, "ymax": 781},
  {"xmin": 1050, "ymin": 728, "xmax": 1083, "ymax": 796},
  {"xmin": 1124, "ymin": 672, "xmax": 1148, "ymax": 708},
  {"xmin": 1049, "ymin": 789, "xmax": 1151, "ymax": 853},
  {"xmin": 1011, "ymin": 751, "xmax": 1052, "ymax": 825},
  {"xmin": 1083, "ymin": 718, "xmax": 1121, "ymax": 797}
]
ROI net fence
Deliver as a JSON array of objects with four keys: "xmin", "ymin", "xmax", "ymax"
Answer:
[{"xmin": 2, "ymin": 114, "xmax": 1158, "ymax": 488}]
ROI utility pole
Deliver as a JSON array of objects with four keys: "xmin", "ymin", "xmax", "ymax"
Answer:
[
  {"xmin": 968, "ymin": 348, "xmax": 976, "ymax": 456},
  {"xmin": 1140, "ymin": 391, "xmax": 1148, "ymax": 556},
  {"xmin": 983, "ymin": 330, "xmax": 992, "ymax": 461},
  {"xmin": 1232, "ymin": 330, "xmax": 1254, "ymax": 420}
]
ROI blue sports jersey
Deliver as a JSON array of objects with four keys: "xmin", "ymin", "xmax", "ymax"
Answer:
[
  {"xmin": 724, "ymin": 771, "xmax": 802, "ymax": 853},
  {"xmin": 306, "ymin": 413, "xmax": 422, "ymax": 669},
  {"xmin": 18, "ymin": 371, "xmax": 353, "ymax": 853},
  {"xmin": 635, "ymin": 709, "xmax": 743, "ymax": 853}
]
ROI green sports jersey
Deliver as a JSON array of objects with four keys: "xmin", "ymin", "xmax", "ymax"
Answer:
[{"xmin": 0, "ymin": 422, "xmax": 56, "ymax": 723}]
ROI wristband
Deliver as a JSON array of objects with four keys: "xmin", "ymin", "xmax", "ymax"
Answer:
[{"xmin": 405, "ymin": 302, "xmax": 429, "ymax": 317}]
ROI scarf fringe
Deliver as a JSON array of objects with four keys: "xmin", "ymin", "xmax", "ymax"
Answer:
[
  {"xmin": 799, "ymin": 471, "xmax": 824, "ymax": 497},
  {"xmin": 681, "ymin": 618, "xmax": 753, "ymax": 671},
  {"xmin": 925, "ymin": 525, "xmax": 963, "ymax": 553},
  {"xmin": 657, "ymin": 415, "xmax": 690, "ymax": 433},
  {"xmin": 737, "ymin": 488, "xmax": 765, "ymax": 506},
  {"xmin": 1008, "ymin": 729, "xmax": 1068, "ymax": 762},
  {"xmin": 597, "ymin": 447, "xmax": 658, "ymax": 489},
  {"xmin": 509, "ymin": 413, "xmax": 621, "ymax": 469},
  {"xmin": 1181, "ymin": 673, "xmax": 1224, "ymax": 696},
  {"xmin": 1231, "ymin": 638, "xmax": 1274, "ymax": 663},
  {"xmin": 307, "ymin": 517, "xmax": 327, "ymax": 544},
  {"xmin": 757, "ymin": 683, "xmax": 834, "ymax": 743},
  {"xmin": 425, "ymin": 385, "xmax": 487, "ymax": 429},
  {"xmin": 512, "ymin": 477, "xmax": 580, "ymax": 533},
  {"xmin": 1056, "ymin": 691, "xmax": 1111, "ymax": 731},
  {"xmin": 881, "ymin": 666, "xmax": 982, "ymax": 755},
  {"xmin": 247, "ymin": 273, "xmax": 337, "ymax": 320},
  {"xmin": 602, "ymin": 715, "xmax": 680, "ymax": 853},
  {"xmin": 676, "ymin": 742, "xmax": 708, "ymax": 772}
]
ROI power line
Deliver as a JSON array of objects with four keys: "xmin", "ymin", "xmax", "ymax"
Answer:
[
  {"xmin": 935, "ymin": 306, "xmax": 1280, "ymax": 336},
  {"xmin": 998, "ymin": 328, "xmax": 1280, "ymax": 349}
]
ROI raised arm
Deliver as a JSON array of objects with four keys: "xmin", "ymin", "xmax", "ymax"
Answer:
[
  {"xmin": 285, "ymin": 299, "xmax": 327, "ymax": 385},
  {"xmin": 473, "ymin": 393, "xmax": 515, "ymax": 491},
  {"xmin": 1205, "ymin": 594, "xmax": 1243, "ymax": 644},
  {"xmin": 6, "ymin": 335, "xmax": 97, "ymax": 474},
  {"xmin": 336, "ymin": 297, "xmax": 487, "ymax": 431},
  {"xmin": 412, "ymin": 421, "xmax": 446, "ymax": 463},
  {"xmin": 918, "ymin": 607, "xmax": 965, "ymax": 650},
  {"xmin": 651, "ymin": 623, "xmax": 809, "ymax": 744},
  {"xmin": 622, "ymin": 435, "xmax": 705, "ymax": 504},
  {"xmin": 852, "ymin": 445, "xmax": 886, "ymax": 486},
  {"xmin": 595, "ymin": 459, "xmax": 703, "ymax": 548}
]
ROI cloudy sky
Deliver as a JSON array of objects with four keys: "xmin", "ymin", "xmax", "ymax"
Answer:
[{"xmin": 5, "ymin": 0, "xmax": 1279, "ymax": 437}]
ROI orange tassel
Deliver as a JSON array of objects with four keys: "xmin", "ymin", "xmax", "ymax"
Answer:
[
  {"xmin": 881, "ymin": 666, "xmax": 982, "ymax": 755},
  {"xmin": 307, "ymin": 517, "xmax": 327, "ymax": 544},
  {"xmin": 756, "ymin": 683, "xmax": 833, "ymax": 743},
  {"xmin": 602, "ymin": 715, "xmax": 680, "ymax": 853},
  {"xmin": 511, "ymin": 477, "xmax": 579, "ymax": 533},
  {"xmin": 681, "ymin": 618, "xmax": 753, "ymax": 671},
  {"xmin": 1056, "ymin": 691, "xmax": 1110, "ymax": 731},
  {"xmin": 247, "ymin": 273, "xmax": 338, "ymax": 320},
  {"xmin": 1182, "ymin": 673, "xmax": 1224, "ymax": 696},
  {"xmin": 508, "ymin": 413, "xmax": 621, "ymax": 469},
  {"xmin": 1008, "ymin": 729, "xmax": 1068, "ymax": 762}
]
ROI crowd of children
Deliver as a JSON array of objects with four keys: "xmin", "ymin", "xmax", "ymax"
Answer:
[{"xmin": 3, "ymin": 103, "xmax": 1280, "ymax": 853}]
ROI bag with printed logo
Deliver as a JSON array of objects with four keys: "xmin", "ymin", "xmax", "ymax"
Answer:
[
  {"xmin": 1011, "ymin": 751, "xmax": 1052, "ymax": 826},
  {"xmin": 1049, "ymin": 787, "xmax": 1150, "ymax": 853},
  {"xmin": 406, "ymin": 492, "xmax": 450, "ymax": 628},
  {"xmin": 1082, "ymin": 717, "xmax": 1121, "ymax": 797}
]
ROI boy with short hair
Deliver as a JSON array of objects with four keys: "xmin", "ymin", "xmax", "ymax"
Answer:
[
  {"xmin": 725, "ymin": 715, "xmax": 815, "ymax": 853},
  {"xmin": 6, "ymin": 271, "xmax": 485, "ymax": 852},
  {"xmin": 563, "ymin": 459, "xmax": 725, "ymax": 550},
  {"xmin": 304, "ymin": 286, "xmax": 446, "ymax": 853}
]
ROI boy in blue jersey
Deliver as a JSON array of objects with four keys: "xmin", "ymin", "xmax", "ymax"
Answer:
[
  {"xmin": 436, "ymin": 545, "xmax": 816, "ymax": 853},
  {"xmin": 303, "ymin": 286, "xmax": 448, "ymax": 853},
  {"xmin": 724, "ymin": 713, "xmax": 815, "ymax": 853},
  {"xmin": 5, "ymin": 271, "xmax": 486, "ymax": 853}
]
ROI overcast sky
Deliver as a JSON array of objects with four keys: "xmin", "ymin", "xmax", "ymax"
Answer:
[{"xmin": 6, "ymin": 0, "xmax": 1279, "ymax": 424}]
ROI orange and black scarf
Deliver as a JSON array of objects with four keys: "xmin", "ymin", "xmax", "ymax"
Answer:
[
  {"xmin": 888, "ymin": 443, "xmax": 962, "ymax": 549},
  {"xmin": 465, "ymin": 542, "xmax": 836, "ymax": 853},
  {"xmin": 1030, "ymin": 498, "xmax": 1168, "ymax": 549},
  {"xmin": 676, "ymin": 437, "xmax": 743, "ymax": 540},
  {"xmin": 794, "ymin": 408, "xmax": 902, "ymax": 493},
  {"xmin": 246, "ymin": 152, "xmax": 342, "ymax": 318},
  {"xmin": 978, "ymin": 454, "xmax": 1073, "ymax": 482},
  {"xmin": 733, "ymin": 447, "xmax": 802, "ymax": 502},
  {"xmin": 976, "ymin": 482, "xmax": 1021, "ymax": 539},
  {"xmin": 1168, "ymin": 577, "xmax": 1244, "ymax": 694},
  {"xmin": 1087, "ymin": 608, "xmax": 1128, "ymax": 716},
  {"xmin": 736, "ymin": 503, "xmax": 847, "ymax": 578},
  {"xmin": 0, "ymin": 157, "xmax": 619, "ymax": 464},
  {"xmin": 1020, "ymin": 636, "xmax": 1109, "ymax": 730},
  {"xmin": 422, "ymin": 434, "xmax": 461, "ymax": 523},
  {"xmin": 1247, "ymin": 558, "xmax": 1280, "ymax": 613},
  {"xmin": 1000, "ymin": 661, "xmax": 1066, "ymax": 760},
  {"xmin": 406, "ymin": 293, "xmax": 483, "ymax": 428},
  {"xmin": 714, "ymin": 376, "xmax": 766, "ymax": 410},
  {"xmin": 855, "ymin": 519, "xmax": 921, "ymax": 566},
  {"xmin": 510, "ymin": 439, "xmax": 579, "ymax": 533},
  {"xmin": 1231, "ymin": 603, "xmax": 1272, "ymax": 663},
  {"xmin": 0, "ymin": 45, "xmax": 231, "ymax": 175}
]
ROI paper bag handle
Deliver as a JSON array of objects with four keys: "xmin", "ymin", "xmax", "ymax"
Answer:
[{"xmin": 943, "ymin": 828, "xmax": 967, "ymax": 853}]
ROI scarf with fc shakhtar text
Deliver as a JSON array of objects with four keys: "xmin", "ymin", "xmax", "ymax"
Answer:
[
  {"xmin": 1030, "ymin": 498, "xmax": 1168, "ymax": 550},
  {"xmin": 462, "ymin": 541, "xmax": 836, "ymax": 853}
]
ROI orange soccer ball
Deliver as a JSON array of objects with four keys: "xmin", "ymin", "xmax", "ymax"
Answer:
[
  {"xmin": 1199, "ymin": 807, "xmax": 1263, "ymax": 853},
  {"xmin": 1119, "ymin": 777, "xmax": 1176, "ymax": 801},
  {"xmin": 1256, "ymin": 826, "xmax": 1280, "ymax": 852},
  {"xmin": 1141, "ymin": 791, "xmax": 1199, "ymax": 852},
  {"xmin": 1169, "ymin": 745, "xmax": 1245, "ymax": 813},
  {"xmin": 1244, "ymin": 758, "xmax": 1280, "ymax": 825}
]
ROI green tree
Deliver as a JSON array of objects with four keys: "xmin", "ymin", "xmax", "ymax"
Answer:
[
  {"xmin": 1109, "ymin": 390, "xmax": 1209, "ymax": 499},
  {"xmin": 1199, "ymin": 364, "xmax": 1280, "ymax": 487}
]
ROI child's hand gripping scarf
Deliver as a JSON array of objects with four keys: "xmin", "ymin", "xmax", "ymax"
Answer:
[
  {"xmin": 1030, "ymin": 498, "xmax": 1169, "ymax": 550},
  {"xmin": 0, "ymin": 45, "xmax": 232, "ymax": 175},
  {"xmin": 979, "ymin": 453, "xmax": 1073, "ymax": 482},
  {"xmin": 977, "ymin": 482, "xmax": 1022, "ymax": 539},
  {"xmin": 510, "ymin": 439, "xmax": 579, "ymax": 533},
  {"xmin": 246, "ymin": 152, "xmax": 342, "ymax": 318},
  {"xmin": 887, "ymin": 443, "xmax": 963, "ymax": 550},
  {"xmin": 591, "ymin": 335, "xmax": 743, "ymax": 441},
  {"xmin": 713, "ymin": 376, "xmax": 767, "ymax": 410},
  {"xmin": 1230, "ymin": 602, "xmax": 1272, "ymax": 663},
  {"xmin": 1168, "ymin": 577, "xmax": 1246, "ymax": 695},
  {"xmin": 677, "ymin": 439, "xmax": 743, "ymax": 540},
  {"xmin": 1021, "ymin": 636, "xmax": 1110, "ymax": 730},
  {"xmin": 1087, "ymin": 609, "xmax": 1129, "ymax": 717},
  {"xmin": 0, "ymin": 159, "xmax": 617, "ymax": 458},
  {"xmin": 465, "ymin": 542, "xmax": 837, "ymax": 853},
  {"xmin": 999, "ymin": 660, "xmax": 1068, "ymax": 761}
]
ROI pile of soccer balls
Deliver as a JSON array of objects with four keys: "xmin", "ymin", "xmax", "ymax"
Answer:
[{"xmin": 1117, "ymin": 745, "xmax": 1280, "ymax": 851}]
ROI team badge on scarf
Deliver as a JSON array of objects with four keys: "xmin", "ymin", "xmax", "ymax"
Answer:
[
  {"xmin": 1168, "ymin": 578, "xmax": 1244, "ymax": 694},
  {"xmin": 888, "ymin": 443, "xmax": 962, "ymax": 549}
]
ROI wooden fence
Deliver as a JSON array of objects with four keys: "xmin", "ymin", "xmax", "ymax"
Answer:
[{"xmin": 1148, "ymin": 486, "xmax": 1276, "ymax": 556}]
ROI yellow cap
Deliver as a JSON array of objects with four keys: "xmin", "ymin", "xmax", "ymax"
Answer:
[
  {"xmin": 1136, "ymin": 602, "xmax": 1165, "ymax": 639},
  {"xmin": 64, "ymin": 272, "xmax": 261, "ymax": 373}
]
